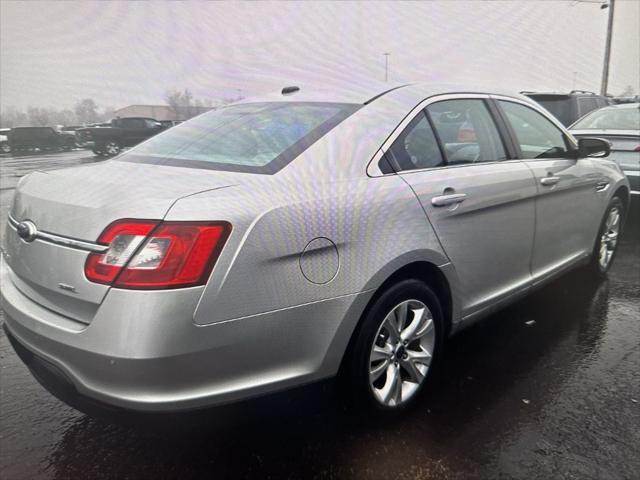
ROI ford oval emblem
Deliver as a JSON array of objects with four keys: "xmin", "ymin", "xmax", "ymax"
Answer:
[{"xmin": 16, "ymin": 221, "xmax": 37, "ymax": 242}]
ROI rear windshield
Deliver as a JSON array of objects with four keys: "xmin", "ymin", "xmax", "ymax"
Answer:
[
  {"xmin": 528, "ymin": 97, "xmax": 572, "ymax": 126},
  {"xmin": 118, "ymin": 102, "xmax": 360, "ymax": 174},
  {"xmin": 571, "ymin": 106, "xmax": 640, "ymax": 130}
]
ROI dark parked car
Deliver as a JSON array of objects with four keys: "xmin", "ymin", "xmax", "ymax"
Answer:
[
  {"xmin": 523, "ymin": 90, "xmax": 611, "ymax": 127},
  {"xmin": 0, "ymin": 128, "xmax": 11, "ymax": 153},
  {"xmin": 159, "ymin": 120, "xmax": 182, "ymax": 128},
  {"xmin": 8, "ymin": 127, "xmax": 76, "ymax": 153},
  {"xmin": 76, "ymin": 117, "xmax": 167, "ymax": 157},
  {"xmin": 612, "ymin": 95, "xmax": 640, "ymax": 105}
]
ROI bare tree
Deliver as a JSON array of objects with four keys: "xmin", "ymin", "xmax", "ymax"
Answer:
[
  {"xmin": 27, "ymin": 107, "xmax": 52, "ymax": 126},
  {"xmin": 74, "ymin": 98, "xmax": 100, "ymax": 124},
  {"xmin": 164, "ymin": 88, "xmax": 220, "ymax": 119},
  {"xmin": 49, "ymin": 109, "xmax": 77, "ymax": 126},
  {"xmin": 619, "ymin": 85, "xmax": 636, "ymax": 96},
  {"xmin": 101, "ymin": 106, "xmax": 116, "ymax": 122},
  {"xmin": 0, "ymin": 106, "xmax": 29, "ymax": 128},
  {"xmin": 165, "ymin": 88, "xmax": 194, "ymax": 120}
]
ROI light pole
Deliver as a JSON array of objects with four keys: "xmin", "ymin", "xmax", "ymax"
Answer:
[
  {"xmin": 600, "ymin": 0, "xmax": 615, "ymax": 96},
  {"xmin": 570, "ymin": 0, "xmax": 614, "ymax": 96},
  {"xmin": 383, "ymin": 53, "xmax": 390, "ymax": 82}
]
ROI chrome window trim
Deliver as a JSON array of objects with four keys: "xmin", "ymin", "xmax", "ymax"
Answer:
[
  {"xmin": 7, "ymin": 215, "xmax": 108, "ymax": 253},
  {"xmin": 366, "ymin": 92, "xmax": 579, "ymax": 177},
  {"xmin": 367, "ymin": 93, "xmax": 497, "ymax": 177}
]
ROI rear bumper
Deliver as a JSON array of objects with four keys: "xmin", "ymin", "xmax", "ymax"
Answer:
[
  {"xmin": 3, "ymin": 323, "xmax": 125, "ymax": 416},
  {"xmin": 1, "ymin": 257, "xmax": 371, "ymax": 412}
]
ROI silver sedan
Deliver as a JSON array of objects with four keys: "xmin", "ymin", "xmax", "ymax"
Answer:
[
  {"xmin": 1, "ymin": 83, "xmax": 630, "ymax": 415},
  {"xmin": 570, "ymin": 102, "xmax": 640, "ymax": 195}
]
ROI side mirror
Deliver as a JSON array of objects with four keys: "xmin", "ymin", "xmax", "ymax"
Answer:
[{"xmin": 578, "ymin": 137, "xmax": 610, "ymax": 158}]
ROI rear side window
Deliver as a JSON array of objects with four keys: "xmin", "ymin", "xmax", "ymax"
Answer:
[
  {"xmin": 427, "ymin": 99, "xmax": 507, "ymax": 165},
  {"xmin": 386, "ymin": 112, "xmax": 444, "ymax": 171},
  {"xmin": 499, "ymin": 101, "xmax": 570, "ymax": 159},
  {"xmin": 119, "ymin": 102, "xmax": 359, "ymax": 174}
]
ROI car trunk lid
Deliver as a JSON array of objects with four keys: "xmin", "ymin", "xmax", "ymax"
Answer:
[{"xmin": 3, "ymin": 161, "xmax": 239, "ymax": 324}]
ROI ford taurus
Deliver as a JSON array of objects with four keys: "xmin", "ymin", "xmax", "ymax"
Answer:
[{"xmin": 0, "ymin": 83, "xmax": 630, "ymax": 415}]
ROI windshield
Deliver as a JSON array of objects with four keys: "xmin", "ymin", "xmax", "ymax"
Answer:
[
  {"xmin": 118, "ymin": 102, "xmax": 360, "ymax": 174},
  {"xmin": 571, "ymin": 106, "xmax": 640, "ymax": 130}
]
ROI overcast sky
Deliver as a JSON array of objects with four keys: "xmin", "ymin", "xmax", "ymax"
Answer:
[{"xmin": 1, "ymin": 0, "xmax": 638, "ymax": 111}]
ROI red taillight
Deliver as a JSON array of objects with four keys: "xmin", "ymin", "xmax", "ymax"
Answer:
[
  {"xmin": 85, "ymin": 220, "xmax": 159, "ymax": 284},
  {"xmin": 85, "ymin": 220, "xmax": 231, "ymax": 289}
]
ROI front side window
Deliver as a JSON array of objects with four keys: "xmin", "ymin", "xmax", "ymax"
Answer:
[
  {"xmin": 119, "ymin": 118, "xmax": 146, "ymax": 129},
  {"xmin": 119, "ymin": 102, "xmax": 359, "ymax": 174},
  {"xmin": 499, "ymin": 101, "xmax": 571, "ymax": 159},
  {"xmin": 427, "ymin": 99, "xmax": 507, "ymax": 164},
  {"xmin": 386, "ymin": 112, "xmax": 444, "ymax": 172}
]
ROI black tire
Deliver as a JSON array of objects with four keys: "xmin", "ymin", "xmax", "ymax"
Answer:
[
  {"xmin": 344, "ymin": 278, "xmax": 445, "ymax": 416},
  {"xmin": 588, "ymin": 196, "xmax": 624, "ymax": 276},
  {"xmin": 0, "ymin": 143, "xmax": 10, "ymax": 154},
  {"xmin": 103, "ymin": 139, "xmax": 121, "ymax": 157}
]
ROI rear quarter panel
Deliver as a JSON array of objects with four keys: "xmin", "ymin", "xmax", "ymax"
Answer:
[{"xmin": 166, "ymin": 173, "xmax": 450, "ymax": 327}]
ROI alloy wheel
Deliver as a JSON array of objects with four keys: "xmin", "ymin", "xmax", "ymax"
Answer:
[
  {"xmin": 368, "ymin": 299, "xmax": 435, "ymax": 408},
  {"xmin": 105, "ymin": 141, "xmax": 120, "ymax": 156},
  {"xmin": 599, "ymin": 206, "xmax": 620, "ymax": 270}
]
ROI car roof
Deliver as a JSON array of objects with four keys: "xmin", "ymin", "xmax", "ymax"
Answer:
[
  {"xmin": 233, "ymin": 82, "xmax": 529, "ymax": 108},
  {"xmin": 233, "ymin": 81, "xmax": 408, "ymax": 105},
  {"xmin": 115, "ymin": 117, "xmax": 157, "ymax": 121},
  {"xmin": 578, "ymin": 102, "xmax": 639, "ymax": 114},
  {"xmin": 522, "ymin": 91, "xmax": 600, "ymax": 97},
  {"xmin": 604, "ymin": 102, "xmax": 640, "ymax": 109}
]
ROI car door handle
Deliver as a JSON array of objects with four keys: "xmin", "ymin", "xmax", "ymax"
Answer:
[
  {"xmin": 540, "ymin": 176, "xmax": 560, "ymax": 186},
  {"xmin": 431, "ymin": 193, "xmax": 467, "ymax": 207}
]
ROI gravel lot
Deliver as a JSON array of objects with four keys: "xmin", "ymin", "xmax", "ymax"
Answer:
[{"xmin": 1, "ymin": 151, "xmax": 639, "ymax": 480}]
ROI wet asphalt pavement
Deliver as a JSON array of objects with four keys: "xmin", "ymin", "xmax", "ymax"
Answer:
[{"xmin": 0, "ymin": 151, "xmax": 639, "ymax": 480}]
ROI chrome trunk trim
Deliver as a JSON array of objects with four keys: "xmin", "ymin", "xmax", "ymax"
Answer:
[{"xmin": 7, "ymin": 215, "xmax": 108, "ymax": 253}]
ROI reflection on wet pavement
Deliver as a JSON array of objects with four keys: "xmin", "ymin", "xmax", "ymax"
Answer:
[{"xmin": 1, "ymin": 152, "xmax": 638, "ymax": 479}]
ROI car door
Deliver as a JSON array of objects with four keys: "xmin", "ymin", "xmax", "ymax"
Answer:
[
  {"xmin": 386, "ymin": 95, "xmax": 537, "ymax": 317},
  {"xmin": 120, "ymin": 118, "xmax": 148, "ymax": 146},
  {"xmin": 495, "ymin": 98, "xmax": 603, "ymax": 281}
]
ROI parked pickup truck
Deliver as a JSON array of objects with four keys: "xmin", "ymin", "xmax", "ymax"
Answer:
[
  {"xmin": 76, "ymin": 117, "xmax": 167, "ymax": 157},
  {"xmin": 8, "ymin": 127, "xmax": 76, "ymax": 153}
]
